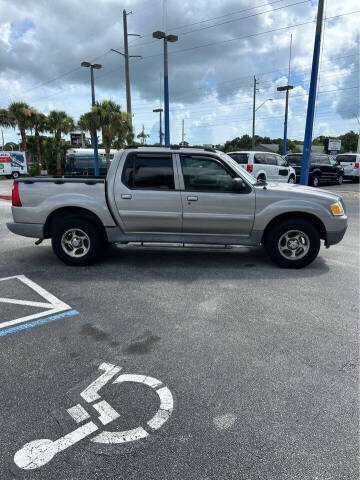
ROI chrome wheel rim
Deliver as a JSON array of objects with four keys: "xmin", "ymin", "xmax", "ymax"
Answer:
[
  {"xmin": 278, "ymin": 230, "xmax": 310, "ymax": 260},
  {"xmin": 288, "ymin": 176, "xmax": 295, "ymax": 184},
  {"xmin": 61, "ymin": 228, "xmax": 90, "ymax": 258},
  {"xmin": 313, "ymin": 177, "xmax": 319, "ymax": 187},
  {"xmin": 338, "ymin": 175, "xmax": 343, "ymax": 184}
]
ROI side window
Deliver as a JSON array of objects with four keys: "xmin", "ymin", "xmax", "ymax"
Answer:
[
  {"xmin": 321, "ymin": 156, "xmax": 330, "ymax": 165},
  {"xmin": 254, "ymin": 153, "xmax": 266, "ymax": 164},
  {"xmin": 310, "ymin": 155, "xmax": 317, "ymax": 165},
  {"xmin": 276, "ymin": 155, "xmax": 286, "ymax": 166},
  {"xmin": 265, "ymin": 154, "xmax": 277, "ymax": 165},
  {"xmin": 228, "ymin": 153, "xmax": 248, "ymax": 164},
  {"xmin": 122, "ymin": 153, "xmax": 175, "ymax": 190},
  {"xmin": 180, "ymin": 155, "xmax": 235, "ymax": 192}
]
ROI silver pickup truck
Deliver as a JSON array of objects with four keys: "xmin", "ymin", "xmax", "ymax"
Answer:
[{"xmin": 7, "ymin": 146, "xmax": 347, "ymax": 268}]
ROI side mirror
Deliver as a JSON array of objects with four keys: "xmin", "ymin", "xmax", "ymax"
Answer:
[{"xmin": 232, "ymin": 177, "xmax": 246, "ymax": 192}]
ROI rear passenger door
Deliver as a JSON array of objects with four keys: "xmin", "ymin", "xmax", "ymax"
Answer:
[
  {"xmin": 264, "ymin": 153, "xmax": 279, "ymax": 181},
  {"xmin": 114, "ymin": 152, "xmax": 182, "ymax": 234}
]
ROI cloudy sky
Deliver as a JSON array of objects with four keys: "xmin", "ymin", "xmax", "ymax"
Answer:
[{"xmin": 0, "ymin": 0, "xmax": 359, "ymax": 146}]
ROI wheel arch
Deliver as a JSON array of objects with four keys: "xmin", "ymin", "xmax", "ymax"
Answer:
[
  {"xmin": 44, "ymin": 206, "xmax": 106, "ymax": 240},
  {"xmin": 261, "ymin": 211, "xmax": 326, "ymax": 243}
]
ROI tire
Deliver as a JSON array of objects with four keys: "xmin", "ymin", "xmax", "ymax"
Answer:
[
  {"xmin": 353, "ymin": 177, "xmax": 359, "ymax": 183},
  {"xmin": 264, "ymin": 218, "xmax": 321, "ymax": 268},
  {"xmin": 51, "ymin": 217, "xmax": 104, "ymax": 266},
  {"xmin": 337, "ymin": 174, "xmax": 343, "ymax": 185},
  {"xmin": 257, "ymin": 174, "xmax": 266, "ymax": 182},
  {"xmin": 12, "ymin": 171, "xmax": 20, "ymax": 179},
  {"xmin": 288, "ymin": 175, "xmax": 296, "ymax": 184},
  {"xmin": 312, "ymin": 175, "xmax": 320, "ymax": 187}
]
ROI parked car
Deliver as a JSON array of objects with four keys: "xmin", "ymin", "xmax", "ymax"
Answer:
[
  {"xmin": 335, "ymin": 153, "xmax": 359, "ymax": 183},
  {"xmin": 285, "ymin": 153, "xmax": 344, "ymax": 186},
  {"xmin": 7, "ymin": 146, "xmax": 347, "ymax": 269},
  {"xmin": 227, "ymin": 151, "xmax": 296, "ymax": 184}
]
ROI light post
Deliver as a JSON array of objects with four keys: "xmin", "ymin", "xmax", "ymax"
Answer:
[
  {"xmin": 152, "ymin": 31, "xmax": 178, "ymax": 146},
  {"xmin": 81, "ymin": 61, "xmax": 102, "ymax": 176},
  {"xmin": 252, "ymin": 98, "xmax": 273, "ymax": 150},
  {"xmin": 153, "ymin": 108, "xmax": 163, "ymax": 145}
]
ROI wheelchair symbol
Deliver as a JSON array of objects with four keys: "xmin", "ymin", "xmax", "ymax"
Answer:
[{"xmin": 14, "ymin": 362, "xmax": 174, "ymax": 470}]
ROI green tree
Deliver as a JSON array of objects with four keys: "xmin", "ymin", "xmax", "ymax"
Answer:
[
  {"xmin": 28, "ymin": 110, "xmax": 48, "ymax": 169},
  {"xmin": 340, "ymin": 130, "xmax": 358, "ymax": 152},
  {"xmin": 78, "ymin": 111, "xmax": 98, "ymax": 147},
  {"xmin": 8, "ymin": 102, "xmax": 34, "ymax": 152},
  {"xmin": 47, "ymin": 111, "xmax": 75, "ymax": 174},
  {"xmin": 92, "ymin": 100, "xmax": 131, "ymax": 168}
]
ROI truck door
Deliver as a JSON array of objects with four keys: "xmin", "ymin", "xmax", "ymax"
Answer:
[
  {"xmin": 177, "ymin": 154, "xmax": 255, "ymax": 236},
  {"xmin": 114, "ymin": 152, "xmax": 182, "ymax": 234}
]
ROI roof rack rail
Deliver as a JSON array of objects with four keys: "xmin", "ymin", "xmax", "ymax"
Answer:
[{"xmin": 123, "ymin": 144, "xmax": 217, "ymax": 152}]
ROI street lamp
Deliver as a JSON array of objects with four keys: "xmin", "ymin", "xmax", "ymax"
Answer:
[
  {"xmin": 152, "ymin": 30, "xmax": 178, "ymax": 146},
  {"xmin": 81, "ymin": 61, "xmax": 102, "ymax": 176},
  {"xmin": 277, "ymin": 85, "xmax": 294, "ymax": 155},
  {"xmin": 153, "ymin": 108, "xmax": 163, "ymax": 145},
  {"xmin": 252, "ymin": 98, "xmax": 273, "ymax": 150}
]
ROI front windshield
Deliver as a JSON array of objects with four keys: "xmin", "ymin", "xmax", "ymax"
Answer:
[{"xmin": 217, "ymin": 151, "xmax": 256, "ymax": 185}]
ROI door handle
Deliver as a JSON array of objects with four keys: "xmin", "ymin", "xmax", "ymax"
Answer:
[
  {"xmin": 187, "ymin": 196, "xmax": 198, "ymax": 201},
  {"xmin": 121, "ymin": 194, "xmax": 132, "ymax": 199}
]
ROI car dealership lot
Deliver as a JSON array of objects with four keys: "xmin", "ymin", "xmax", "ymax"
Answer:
[{"xmin": 0, "ymin": 179, "xmax": 358, "ymax": 479}]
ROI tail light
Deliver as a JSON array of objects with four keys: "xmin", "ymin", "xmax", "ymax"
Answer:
[
  {"xmin": 247, "ymin": 164, "xmax": 253, "ymax": 173},
  {"xmin": 12, "ymin": 181, "xmax": 22, "ymax": 207},
  {"xmin": 355, "ymin": 162, "xmax": 359, "ymax": 168}
]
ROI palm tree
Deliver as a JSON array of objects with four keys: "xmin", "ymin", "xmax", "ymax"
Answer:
[
  {"xmin": 92, "ymin": 100, "xmax": 131, "ymax": 168},
  {"xmin": 78, "ymin": 111, "xmax": 98, "ymax": 147},
  {"xmin": 47, "ymin": 111, "xmax": 75, "ymax": 174},
  {"xmin": 29, "ymin": 111, "xmax": 48, "ymax": 170},
  {"xmin": 8, "ymin": 102, "xmax": 34, "ymax": 152}
]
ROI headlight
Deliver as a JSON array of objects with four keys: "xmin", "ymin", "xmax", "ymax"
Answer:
[{"xmin": 330, "ymin": 202, "xmax": 344, "ymax": 216}]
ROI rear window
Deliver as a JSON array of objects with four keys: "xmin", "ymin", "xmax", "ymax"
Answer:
[
  {"xmin": 336, "ymin": 155, "xmax": 357, "ymax": 162},
  {"xmin": 122, "ymin": 153, "xmax": 175, "ymax": 190},
  {"xmin": 286, "ymin": 155, "xmax": 302, "ymax": 165},
  {"xmin": 228, "ymin": 153, "xmax": 248, "ymax": 164}
]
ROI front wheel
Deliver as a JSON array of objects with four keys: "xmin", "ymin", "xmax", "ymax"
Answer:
[
  {"xmin": 288, "ymin": 175, "xmax": 296, "ymax": 184},
  {"xmin": 264, "ymin": 219, "xmax": 321, "ymax": 268},
  {"xmin": 337, "ymin": 174, "xmax": 343, "ymax": 185},
  {"xmin": 51, "ymin": 217, "xmax": 104, "ymax": 265},
  {"xmin": 312, "ymin": 175, "xmax": 320, "ymax": 187},
  {"xmin": 12, "ymin": 171, "xmax": 20, "ymax": 179}
]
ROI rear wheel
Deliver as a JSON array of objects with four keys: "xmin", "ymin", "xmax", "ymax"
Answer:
[
  {"xmin": 264, "ymin": 219, "xmax": 320, "ymax": 268},
  {"xmin": 51, "ymin": 217, "xmax": 104, "ymax": 266},
  {"xmin": 257, "ymin": 174, "xmax": 266, "ymax": 182},
  {"xmin": 312, "ymin": 175, "xmax": 320, "ymax": 187},
  {"xmin": 12, "ymin": 171, "xmax": 20, "ymax": 179}
]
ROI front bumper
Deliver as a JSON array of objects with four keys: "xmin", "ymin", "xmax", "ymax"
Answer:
[
  {"xmin": 325, "ymin": 225, "xmax": 347, "ymax": 246},
  {"xmin": 7, "ymin": 222, "xmax": 44, "ymax": 239}
]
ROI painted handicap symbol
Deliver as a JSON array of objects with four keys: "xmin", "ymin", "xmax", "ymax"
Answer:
[{"xmin": 14, "ymin": 363, "xmax": 174, "ymax": 470}]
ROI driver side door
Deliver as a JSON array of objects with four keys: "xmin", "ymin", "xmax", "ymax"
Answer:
[{"xmin": 177, "ymin": 154, "xmax": 255, "ymax": 237}]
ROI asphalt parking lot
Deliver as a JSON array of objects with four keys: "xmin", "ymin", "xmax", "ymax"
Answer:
[{"xmin": 0, "ymin": 178, "xmax": 358, "ymax": 480}]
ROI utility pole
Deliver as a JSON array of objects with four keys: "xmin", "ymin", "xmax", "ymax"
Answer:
[
  {"xmin": 152, "ymin": 30, "xmax": 178, "ymax": 146},
  {"xmin": 111, "ymin": 12, "xmax": 141, "ymax": 134},
  {"xmin": 277, "ymin": 34, "xmax": 294, "ymax": 156},
  {"xmin": 300, "ymin": 0, "xmax": 325, "ymax": 185},
  {"xmin": 252, "ymin": 76, "xmax": 257, "ymax": 150},
  {"xmin": 181, "ymin": 119, "xmax": 185, "ymax": 144}
]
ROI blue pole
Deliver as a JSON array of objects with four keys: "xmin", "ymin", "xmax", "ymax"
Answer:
[{"xmin": 300, "ymin": 0, "xmax": 324, "ymax": 185}]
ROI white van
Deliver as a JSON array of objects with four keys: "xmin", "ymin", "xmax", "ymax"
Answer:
[
  {"xmin": 227, "ymin": 151, "xmax": 296, "ymax": 183},
  {"xmin": 0, "ymin": 151, "xmax": 27, "ymax": 179},
  {"xmin": 335, "ymin": 153, "xmax": 359, "ymax": 183}
]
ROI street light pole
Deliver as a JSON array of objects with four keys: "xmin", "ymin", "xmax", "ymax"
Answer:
[
  {"xmin": 153, "ymin": 108, "xmax": 163, "ymax": 145},
  {"xmin": 252, "ymin": 76, "xmax": 257, "ymax": 150},
  {"xmin": 81, "ymin": 61, "xmax": 102, "ymax": 176},
  {"xmin": 300, "ymin": 0, "xmax": 325, "ymax": 185},
  {"xmin": 153, "ymin": 30, "xmax": 178, "ymax": 147}
]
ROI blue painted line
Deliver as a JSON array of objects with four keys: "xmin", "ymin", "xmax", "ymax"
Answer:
[{"xmin": 0, "ymin": 309, "xmax": 79, "ymax": 337}]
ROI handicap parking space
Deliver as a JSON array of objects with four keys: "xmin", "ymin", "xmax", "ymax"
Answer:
[{"xmin": 0, "ymin": 190, "xmax": 359, "ymax": 479}]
